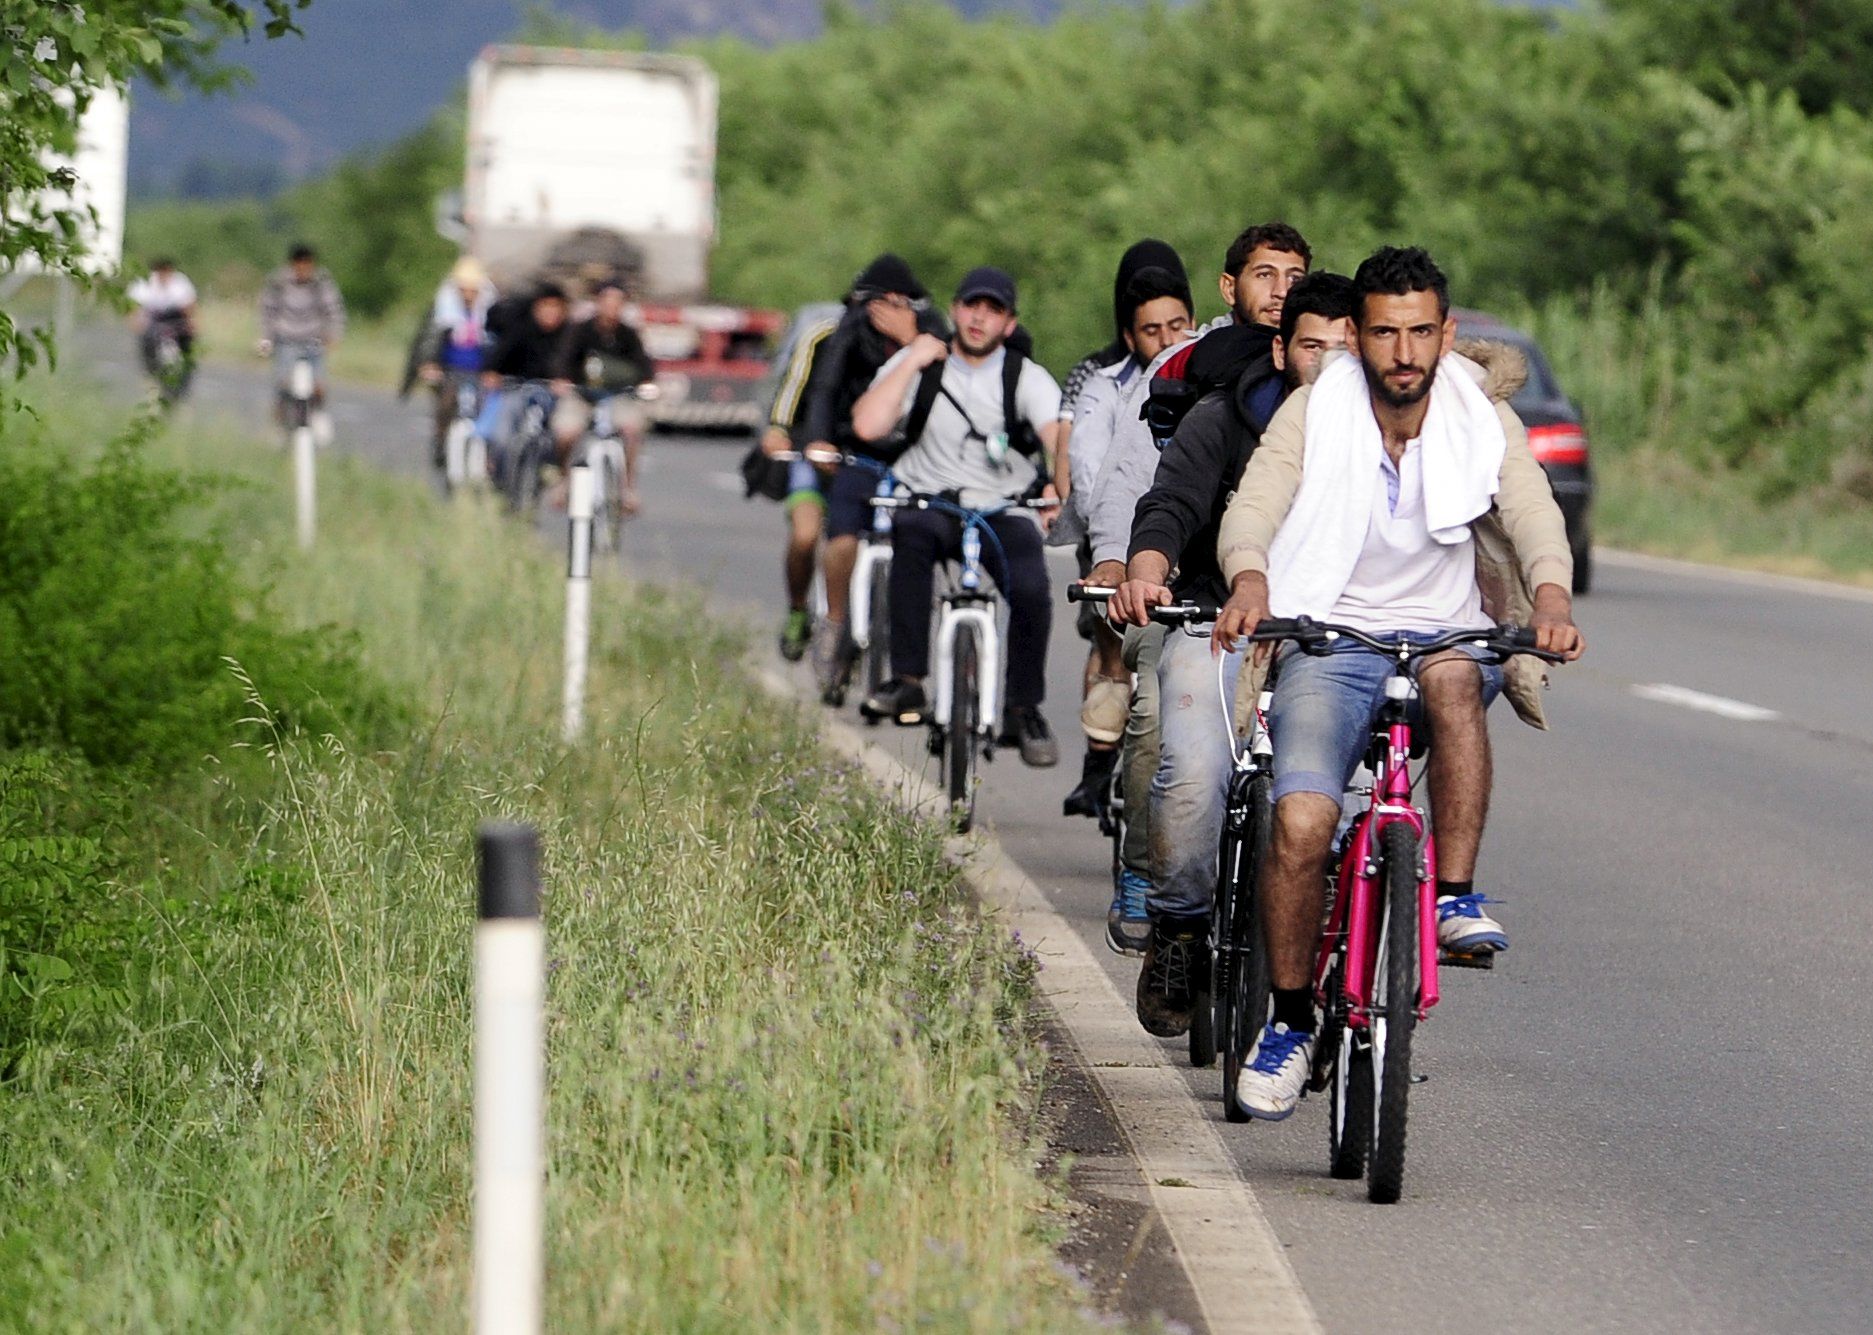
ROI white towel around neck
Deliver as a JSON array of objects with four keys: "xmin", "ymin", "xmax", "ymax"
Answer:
[{"xmin": 1266, "ymin": 351, "xmax": 1507, "ymax": 618}]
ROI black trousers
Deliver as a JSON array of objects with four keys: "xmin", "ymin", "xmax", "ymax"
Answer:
[{"xmin": 887, "ymin": 508, "xmax": 1052, "ymax": 709}]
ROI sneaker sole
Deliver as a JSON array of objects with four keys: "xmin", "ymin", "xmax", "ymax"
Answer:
[
  {"xmin": 1240, "ymin": 1096, "xmax": 1301, "ymax": 1122},
  {"xmin": 1104, "ymin": 928, "xmax": 1148, "ymax": 958},
  {"xmin": 1441, "ymin": 931, "xmax": 1508, "ymax": 953}
]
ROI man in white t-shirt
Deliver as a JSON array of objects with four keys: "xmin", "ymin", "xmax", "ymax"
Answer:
[
  {"xmin": 848, "ymin": 266, "xmax": 1064, "ymax": 766},
  {"xmin": 126, "ymin": 258, "xmax": 198, "ymax": 377}
]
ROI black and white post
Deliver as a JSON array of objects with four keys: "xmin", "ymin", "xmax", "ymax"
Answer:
[
  {"xmin": 475, "ymin": 823, "xmax": 544, "ymax": 1335},
  {"xmin": 562, "ymin": 464, "xmax": 594, "ymax": 743}
]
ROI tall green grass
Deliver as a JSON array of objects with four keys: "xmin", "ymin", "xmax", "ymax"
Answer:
[{"xmin": 0, "ymin": 383, "xmax": 1101, "ymax": 1330}]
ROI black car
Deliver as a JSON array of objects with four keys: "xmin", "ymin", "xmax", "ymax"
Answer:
[{"xmin": 1455, "ymin": 310, "xmax": 1594, "ymax": 594}]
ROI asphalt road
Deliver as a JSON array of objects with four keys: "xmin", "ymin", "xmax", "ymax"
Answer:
[{"xmin": 101, "ymin": 342, "xmax": 1873, "ymax": 1333}]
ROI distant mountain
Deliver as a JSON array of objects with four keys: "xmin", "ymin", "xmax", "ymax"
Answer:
[{"xmin": 128, "ymin": 0, "xmax": 1076, "ymax": 197}]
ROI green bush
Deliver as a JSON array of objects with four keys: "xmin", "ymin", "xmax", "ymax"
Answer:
[{"xmin": 0, "ymin": 418, "xmax": 406, "ymax": 772}]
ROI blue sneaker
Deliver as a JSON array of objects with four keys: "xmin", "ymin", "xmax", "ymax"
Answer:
[
  {"xmin": 1437, "ymin": 893, "xmax": 1508, "ymax": 953},
  {"xmin": 1236, "ymin": 1022, "xmax": 1316, "ymax": 1120},
  {"xmin": 1106, "ymin": 869, "xmax": 1152, "ymax": 956}
]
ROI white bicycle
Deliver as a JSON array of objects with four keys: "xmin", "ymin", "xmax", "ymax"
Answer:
[
  {"xmin": 441, "ymin": 375, "xmax": 491, "ymax": 496},
  {"xmin": 871, "ymin": 491, "xmax": 1056, "ymax": 833},
  {"xmin": 572, "ymin": 382, "xmax": 659, "ymax": 552}
]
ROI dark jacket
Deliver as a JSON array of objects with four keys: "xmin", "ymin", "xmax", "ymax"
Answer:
[
  {"xmin": 566, "ymin": 317, "xmax": 652, "ymax": 390},
  {"xmin": 798, "ymin": 302, "xmax": 948, "ymax": 458},
  {"xmin": 1128, "ymin": 355, "xmax": 1286, "ymax": 608},
  {"xmin": 487, "ymin": 316, "xmax": 573, "ymax": 382}
]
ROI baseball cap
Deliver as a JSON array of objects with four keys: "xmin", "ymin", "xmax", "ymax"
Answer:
[{"xmin": 954, "ymin": 266, "xmax": 1017, "ymax": 310}]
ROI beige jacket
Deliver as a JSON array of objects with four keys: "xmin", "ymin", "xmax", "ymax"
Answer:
[{"xmin": 1216, "ymin": 342, "xmax": 1573, "ymax": 730}]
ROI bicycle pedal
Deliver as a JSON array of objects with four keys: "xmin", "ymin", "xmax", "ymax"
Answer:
[{"xmin": 1438, "ymin": 947, "xmax": 1496, "ymax": 970}]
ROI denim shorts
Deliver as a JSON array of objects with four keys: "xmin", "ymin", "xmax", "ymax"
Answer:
[{"xmin": 1267, "ymin": 636, "xmax": 1503, "ymax": 803}]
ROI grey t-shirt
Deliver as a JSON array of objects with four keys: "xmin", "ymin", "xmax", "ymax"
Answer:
[{"xmin": 873, "ymin": 345, "xmax": 1062, "ymax": 510}]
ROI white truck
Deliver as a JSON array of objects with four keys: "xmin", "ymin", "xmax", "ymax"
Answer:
[{"xmin": 464, "ymin": 45, "xmax": 778, "ymax": 430}]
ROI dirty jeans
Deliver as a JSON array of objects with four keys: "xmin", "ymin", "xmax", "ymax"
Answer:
[
  {"xmin": 1146, "ymin": 626, "xmax": 1243, "ymax": 920},
  {"xmin": 1118, "ymin": 623, "xmax": 1166, "ymax": 881}
]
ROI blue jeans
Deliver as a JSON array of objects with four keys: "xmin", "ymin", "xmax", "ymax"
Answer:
[
  {"xmin": 1146, "ymin": 628, "xmax": 1243, "ymax": 920},
  {"xmin": 1268, "ymin": 638, "xmax": 1503, "ymax": 804}
]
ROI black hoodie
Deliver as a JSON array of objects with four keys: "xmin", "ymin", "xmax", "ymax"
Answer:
[{"xmin": 1128, "ymin": 353, "xmax": 1288, "ymax": 608}]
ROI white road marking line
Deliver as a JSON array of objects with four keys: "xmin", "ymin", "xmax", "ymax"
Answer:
[
  {"xmin": 1631, "ymin": 683, "xmax": 1781, "ymax": 723},
  {"xmin": 756, "ymin": 666, "xmax": 1322, "ymax": 1335}
]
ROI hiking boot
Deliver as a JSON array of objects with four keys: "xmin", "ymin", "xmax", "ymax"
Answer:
[
  {"xmin": 1063, "ymin": 745, "xmax": 1119, "ymax": 818},
  {"xmin": 778, "ymin": 608, "xmax": 813, "ymax": 663},
  {"xmin": 1135, "ymin": 916, "xmax": 1207, "ymax": 1038},
  {"xmin": 1106, "ymin": 868, "xmax": 1152, "ymax": 956},
  {"xmin": 1000, "ymin": 705, "xmax": 1059, "ymax": 768},
  {"xmin": 860, "ymin": 678, "xmax": 928, "ymax": 726}
]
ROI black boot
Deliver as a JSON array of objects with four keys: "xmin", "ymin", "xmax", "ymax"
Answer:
[{"xmin": 1062, "ymin": 744, "xmax": 1119, "ymax": 818}]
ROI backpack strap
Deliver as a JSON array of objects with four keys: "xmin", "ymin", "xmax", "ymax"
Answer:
[
  {"xmin": 1000, "ymin": 347, "xmax": 1046, "ymax": 465},
  {"xmin": 901, "ymin": 359, "xmax": 947, "ymax": 446}
]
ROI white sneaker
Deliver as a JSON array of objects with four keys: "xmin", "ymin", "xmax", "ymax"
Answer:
[
  {"xmin": 1236, "ymin": 1022, "xmax": 1315, "ymax": 1121},
  {"xmin": 1436, "ymin": 894, "xmax": 1508, "ymax": 953}
]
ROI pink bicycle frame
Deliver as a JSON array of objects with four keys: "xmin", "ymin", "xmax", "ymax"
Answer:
[{"xmin": 1311, "ymin": 716, "xmax": 1441, "ymax": 1029}]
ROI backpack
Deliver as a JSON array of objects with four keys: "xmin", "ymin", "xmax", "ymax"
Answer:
[
  {"xmin": 1142, "ymin": 322, "xmax": 1277, "ymax": 445},
  {"xmin": 901, "ymin": 344, "xmax": 1044, "ymax": 463}
]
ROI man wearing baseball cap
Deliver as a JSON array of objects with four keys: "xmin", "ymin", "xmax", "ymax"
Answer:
[{"xmin": 849, "ymin": 266, "xmax": 1065, "ymax": 767}]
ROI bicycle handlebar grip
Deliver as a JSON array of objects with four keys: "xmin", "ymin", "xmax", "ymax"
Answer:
[
  {"xmin": 1249, "ymin": 617, "xmax": 1313, "ymax": 641},
  {"xmin": 1067, "ymin": 583, "xmax": 1115, "ymax": 603},
  {"xmin": 1148, "ymin": 603, "xmax": 1210, "ymax": 625},
  {"xmin": 1505, "ymin": 625, "xmax": 1541, "ymax": 650}
]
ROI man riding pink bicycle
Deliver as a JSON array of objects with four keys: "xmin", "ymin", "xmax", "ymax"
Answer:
[{"xmin": 1132, "ymin": 245, "xmax": 1585, "ymax": 1138}]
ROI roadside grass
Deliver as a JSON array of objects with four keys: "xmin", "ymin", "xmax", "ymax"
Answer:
[
  {"xmin": 0, "ymin": 382, "xmax": 1103, "ymax": 1330},
  {"xmin": 1594, "ymin": 449, "xmax": 1873, "ymax": 586}
]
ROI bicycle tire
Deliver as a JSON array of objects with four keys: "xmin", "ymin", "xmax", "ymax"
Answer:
[
  {"xmin": 863, "ymin": 556, "xmax": 892, "ymax": 703},
  {"xmin": 946, "ymin": 625, "xmax": 980, "ymax": 832},
  {"xmin": 443, "ymin": 419, "xmax": 470, "ymax": 493},
  {"xmin": 595, "ymin": 452, "xmax": 623, "ymax": 553},
  {"xmin": 508, "ymin": 438, "xmax": 543, "ymax": 516},
  {"xmin": 1220, "ymin": 773, "xmax": 1273, "ymax": 1119},
  {"xmin": 1329, "ymin": 1021, "xmax": 1372, "ymax": 1179},
  {"xmin": 1368, "ymin": 821, "xmax": 1421, "ymax": 1204}
]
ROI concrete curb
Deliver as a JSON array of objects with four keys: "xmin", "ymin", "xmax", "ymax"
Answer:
[{"xmin": 757, "ymin": 668, "xmax": 1321, "ymax": 1335}]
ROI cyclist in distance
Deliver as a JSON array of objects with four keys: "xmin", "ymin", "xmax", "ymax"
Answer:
[
  {"xmin": 479, "ymin": 281, "xmax": 575, "ymax": 479},
  {"xmin": 556, "ymin": 278, "xmax": 654, "ymax": 513},
  {"xmin": 760, "ymin": 302, "xmax": 844, "ymax": 661},
  {"xmin": 1103, "ymin": 270, "xmax": 1355, "ymax": 1031},
  {"xmin": 795, "ymin": 254, "xmax": 947, "ymax": 701},
  {"xmin": 1207, "ymin": 246, "xmax": 1583, "ymax": 1119},
  {"xmin": 1053, "ymin": 240, "xmax": 1193, "ymax": 823},
  {"xmin": 851, "ymin": 266, "xmax": 1065, "ymax": 766},
  {"xmin": 127, "ymin": 257, "xmax": 198, "ymax": 392},
  {"xmin": 415, "ymin": 255, "xmax": 499, "ymax": 468},
  {"xmin": 258, "ymin": 242, "xmax": 345, "ymax": 444}
]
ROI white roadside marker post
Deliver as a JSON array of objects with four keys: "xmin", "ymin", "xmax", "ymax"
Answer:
[
  {"xmin": 562, "ymin": 465, "xmax": 594, "ymax": 744},
  {"xmin": 290, "ymin": 356, "xmax": 317, "ymax": 550},
  {"xmin": 474, "ymin": 822, "xmax": 544, "ymax": 1335}
]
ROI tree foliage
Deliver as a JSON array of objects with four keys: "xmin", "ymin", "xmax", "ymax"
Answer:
[{"xmin": 0, "ymin": 0, "xmax": 311, "ymax": 372}]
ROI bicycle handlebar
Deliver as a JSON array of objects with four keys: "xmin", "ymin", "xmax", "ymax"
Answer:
[
  {"xmin": 1248, "ymin": 617, "xmax": 1569, "ymax": 664},
  {"xmin": 874, "ymin": 491, "xmax": 1058, "ymax": 514},
  {"xmin": 1066, "ymin": 583, "xmax": 1211, "ymax": 625}
]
